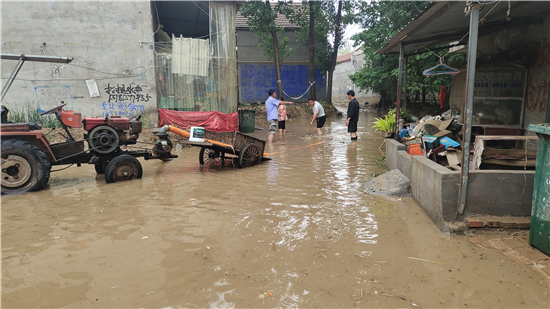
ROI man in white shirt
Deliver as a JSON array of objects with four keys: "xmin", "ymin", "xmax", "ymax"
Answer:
[{"xmin": 308, "ymin": 98, "xmax": 326, "ymax": 136}]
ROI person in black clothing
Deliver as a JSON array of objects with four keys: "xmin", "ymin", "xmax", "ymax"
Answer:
[{"xmin": 346, "ymin": 90, "xmax": 360, "ymax": 140}]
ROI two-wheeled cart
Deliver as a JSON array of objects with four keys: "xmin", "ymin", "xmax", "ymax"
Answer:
[{"xmin": 160, "ymin": 126, "xmax": 265, "ymax": 168}]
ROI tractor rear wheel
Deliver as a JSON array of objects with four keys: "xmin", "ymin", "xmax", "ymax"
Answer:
[
  {"xmin": 1, "ymin": 139, "xmax": 51, "ymax": 194},
  {"xmin": 104, "ymin": 155, "xmax": 142, "ymax": 183}
]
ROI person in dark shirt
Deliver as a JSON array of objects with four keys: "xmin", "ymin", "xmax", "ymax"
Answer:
[{"xmin": 346, "ymin": 90, "xmax": 360, "ymax": 140}]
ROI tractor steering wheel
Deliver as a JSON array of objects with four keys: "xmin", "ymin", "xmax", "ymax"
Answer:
[{"xmin": 40, "ymin": 103, "xmax": 67, "ymax": 116}]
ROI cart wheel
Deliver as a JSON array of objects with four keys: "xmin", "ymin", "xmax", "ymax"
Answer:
[
  {"xmin": 94, "ymin": 158, "xmax": 109, "ymax": 174},
  {"xmin": 238, "ymin": 142, "xmax": 261, "ymax": 168},
  {"xmin": 199, "ymin": 147, "xmax": 221, "ymax": 166},
  {"xmin": 1, "ymin": 139, "xmax": 51, "ymax": 194},
  {"xmin": 104, "ymin": 155, "xmax": 142, "ymax": 183}
]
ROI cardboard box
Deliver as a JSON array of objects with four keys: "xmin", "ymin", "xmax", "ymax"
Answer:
[
  {"xmin": 434, "ymin": 130, "xmax": 452, "ymax": 138},
  {"xmin": 422, "ymin": 135, "xmax": 440, "ymax": 149}
]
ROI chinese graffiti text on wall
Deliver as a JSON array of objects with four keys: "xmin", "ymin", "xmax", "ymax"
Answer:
[
  {"xmin": 101, "ymin": 101, "xmax": 145, "ymax": 118},
  {"xmin": 527, "ymin": 78, "xmax": 548, "ymax": 113},
  {"xmin": 104, "ymin": 83, "xmax": 151, "ymax": 103}
]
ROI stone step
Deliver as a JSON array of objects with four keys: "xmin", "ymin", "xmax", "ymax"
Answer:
[{"xmin": 465, "ymin": 216, "xmax": 531, "ymax": 229}]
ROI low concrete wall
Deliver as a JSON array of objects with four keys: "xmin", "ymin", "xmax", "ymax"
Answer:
[
  {"xmin": 467, "ymin": 171, "xmax": 534, "ymax": 216},
  {"xmin": 386, "ymin": 139, "xmax": 536, "ymax": 231},
  {"xmin": 410, "ymin": 155, "xmax": 459, "ymax": 224},
  {"xmin": 396, "ymin": 150, "xmax": 412, "ymax": 180},
  {"xmin": 385, "ymin": 139, "xmax": 405, "ymax": 171}
]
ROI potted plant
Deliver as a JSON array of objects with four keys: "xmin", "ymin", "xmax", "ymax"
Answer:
[{"xmin": 372, "ymin": 113, "xmax": 396, "ymax": 138}]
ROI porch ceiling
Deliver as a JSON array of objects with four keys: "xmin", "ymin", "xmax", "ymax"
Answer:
[
  {"xmin": 154, "ymin": 1, "xmax": 210, "ymax": 39},
  {"xmin": 376, "ymin": 0, "xmax": 550, "ymax": 55}
]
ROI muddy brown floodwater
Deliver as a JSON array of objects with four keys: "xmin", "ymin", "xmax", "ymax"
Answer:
[{"xmin": 2, "ymin": 108, "xmax": 549, "ymax": 308}]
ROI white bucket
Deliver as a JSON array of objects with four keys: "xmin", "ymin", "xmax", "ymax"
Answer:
[{"xmin": 189, "ymin": 126, "xmax": 205, "ymax": 142}]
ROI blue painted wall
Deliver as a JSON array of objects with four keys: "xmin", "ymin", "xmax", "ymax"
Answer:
[{"xmin": 239, "ymin": 63, "xmax": 326, "ymax": 103}]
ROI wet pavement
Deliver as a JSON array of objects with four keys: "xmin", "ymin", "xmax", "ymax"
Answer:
[{"xmin": 2, "ymin": 108, "xmax": 549, "ymax": 308}]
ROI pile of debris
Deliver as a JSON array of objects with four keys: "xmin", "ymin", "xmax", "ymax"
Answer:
[{"xmin": 398, "ymin": 110, "xmax": 463, "ymax": 170}]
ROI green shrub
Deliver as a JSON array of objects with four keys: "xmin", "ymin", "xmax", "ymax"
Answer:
[
  {"xmin": 388, "ymin": 108, "xmax": 412, "ymax": 123},
  {"xmin": 372, "ymin": 114, "xmax": 395, "ymax": 133},
  {"xmin": 8, "ymin": 105, "xmax": 60, "ymax": 128}
]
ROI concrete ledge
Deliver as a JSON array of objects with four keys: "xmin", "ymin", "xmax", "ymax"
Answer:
[
  {"xmin": 386, "ymin": 139, "xmax": 405, "ymax": 171},
  {"xmin": 396, "ymin": 150, "xmax": 412, "ymax": 179},
  {"xmin": 386, "ymin": 139, "xmax": 535, "ymax": 234}
]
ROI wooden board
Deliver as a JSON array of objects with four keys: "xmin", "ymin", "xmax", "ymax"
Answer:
[
  {"xmin": 475, "ymin": 135, "xmax": 538, "ymax": 141},
  {"xmin": 482, "ymin": 149, "xmax": 537, "ymax": 160},
  {"xmin": 482, "ymin": 158, "xmax": 536, "ymax": 167}
]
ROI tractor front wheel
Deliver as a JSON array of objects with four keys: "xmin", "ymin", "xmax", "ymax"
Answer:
[
  {"xmin": 104, "ymin": 155, "xmax": 143, "ymax": 183},
  {"xmin": 1, "ymin": 139, "xmax": 51, "ymax": 194}
]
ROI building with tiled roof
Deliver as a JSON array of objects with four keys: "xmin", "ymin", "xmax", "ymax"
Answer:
[
  {"xmin": 236, "ymin": 3, "xmax": 326, "ymax": 103},
  {"xmin": 236, "ymin": 3, "xmax": 302, "ymax": 29}
]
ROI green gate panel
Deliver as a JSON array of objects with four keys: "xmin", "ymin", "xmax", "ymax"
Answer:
[{"xmin": 528, "ymin": 124, "xmax": 550, "ymax": 256}]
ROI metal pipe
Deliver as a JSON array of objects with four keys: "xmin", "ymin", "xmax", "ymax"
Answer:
[
  {"xmin": 457, "ymin": 4, "xmax": 480, "ymax": 216},
  {"xmin": 403, "ymin": 58, "xmax": 408, "ymax": 110},
  {"xmin": 1, "ymin": 57, "xmax": 25, "ymax": 102},
  {"xmin": 161, "ymin": 125, "xmax": 232, "ymax": 147},
  {"xmin": 394, "ymin": 42, "xmax": 404, "ymax": 140}
]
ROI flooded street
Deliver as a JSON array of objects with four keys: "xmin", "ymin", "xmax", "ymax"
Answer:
[{"xmin": 2, "ymin": 108, "xmax": 548, "ymax": 308}]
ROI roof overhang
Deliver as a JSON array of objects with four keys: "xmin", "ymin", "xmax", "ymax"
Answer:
[{"xmin": 376, "ymin": 0, "xmax": 550, "ymax": 55}]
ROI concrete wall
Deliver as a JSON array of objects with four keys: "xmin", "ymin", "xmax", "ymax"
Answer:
[
  {"xmin": 236, "ymin": 29, "xmax": 327, "ymax": 103},
  {"xmin": 477, "ymin": 15, "xmax": 550, "ymax": 130},
  {"xmin": 237, "ymin": 29, "xmax": 308, "ymax": 62},
  {"xmin": 386, "ymin": 139, "xmax": 535, "ymax": 230},
  {"xmin": 1, "ymin": 1, "xmax": 158, "ymax": 126},
  {"xmin": 385, "ymin": 139, "xmax": 405, "ymax": 172},
  {"xmin": 332, "ymin": 52, "xmax": 380, "ymax": 105},
  {"xmin": 451, "ymin": 15, "xmax": 550, "ymax": 134}
]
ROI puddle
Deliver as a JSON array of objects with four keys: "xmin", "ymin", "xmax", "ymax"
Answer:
[{"xmin": 1, "ymin": 109, "xmax": 548, "ymax": 308}]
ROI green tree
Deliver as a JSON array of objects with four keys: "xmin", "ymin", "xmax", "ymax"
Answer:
[
  {"xmin": 325, "ymin": 0, "xmax": 343, "ymax": 106},
  {"xmin": 282, "ymin": 1, "xmax": 355, "ymax": 104},
  {"xmin": 240, "ymin": 1, "xmax": 294, "ymax": 97},
  {"xmin": 350, "ymin": 1, "xmax": 466, "ymax": 109},
  {"xmin": 281, "ymin": 1, "xmax": 331, "ymax": 100}
]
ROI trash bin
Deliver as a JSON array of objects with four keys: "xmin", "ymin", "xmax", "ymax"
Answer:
[
  {"xmin": 528, "ymin": 123, "xmax": 550, "ymax": 256},
  {"xmin": 238, "ymin": 109, "xmax": 256, "ymax": 133}
]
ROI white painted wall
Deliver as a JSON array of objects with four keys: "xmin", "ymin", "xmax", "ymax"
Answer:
[
  {"xmin": 332, "ymin": 50, "xmax": 380, "ymax": 105},
  {"xmin": 1, "ymin": 1, "xmax": 158, "ymax": 126}
]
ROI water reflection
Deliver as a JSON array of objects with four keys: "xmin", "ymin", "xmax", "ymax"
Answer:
[{"xmin": 2, "ymin": 108, "xmax": 389, "ymax": 308}]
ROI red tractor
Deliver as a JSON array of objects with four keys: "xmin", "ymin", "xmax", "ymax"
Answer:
[
  {"xmin": 1, "ymin": 103, "xmax": 175, "ymax": 195},
  {"xmin": 0, "ymin": 54, "xmax": 175, "ymax": 195}
]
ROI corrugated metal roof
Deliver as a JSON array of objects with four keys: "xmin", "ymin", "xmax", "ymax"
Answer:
[
  {"xmin": 236, "ymin": 3, "xmax": 302, "ymax": 30},
  {"xmin": 377, "ymin": 0, "xmax": 550, "ymax": 55}
]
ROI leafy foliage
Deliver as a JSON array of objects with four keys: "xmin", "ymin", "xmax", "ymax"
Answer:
[
  {"xmin": 372, "ymin": 113, "xmax": 395, "ymax": 133},
  {"xmin": 350, "ymin": 1, "xmax": 467, "ymax": 106},
  {"xmin": 239, "ymin": 1, "xmax": 293, "ymax": 63},
  {"xmin": 388, "ymin": 107, "xmax": 412, "ymax": 123},
  {"xmin": 8, "ymin": 105, "xmax": 61, "ymax": 128},
  {"xmin": 280, "ymin": 1, "xmax": 333, "ymax": 72}
]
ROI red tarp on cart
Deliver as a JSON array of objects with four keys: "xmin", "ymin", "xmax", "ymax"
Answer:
[{"xmin": 158, "ymin": 109, "xmax": 239, "ymax": 132}]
